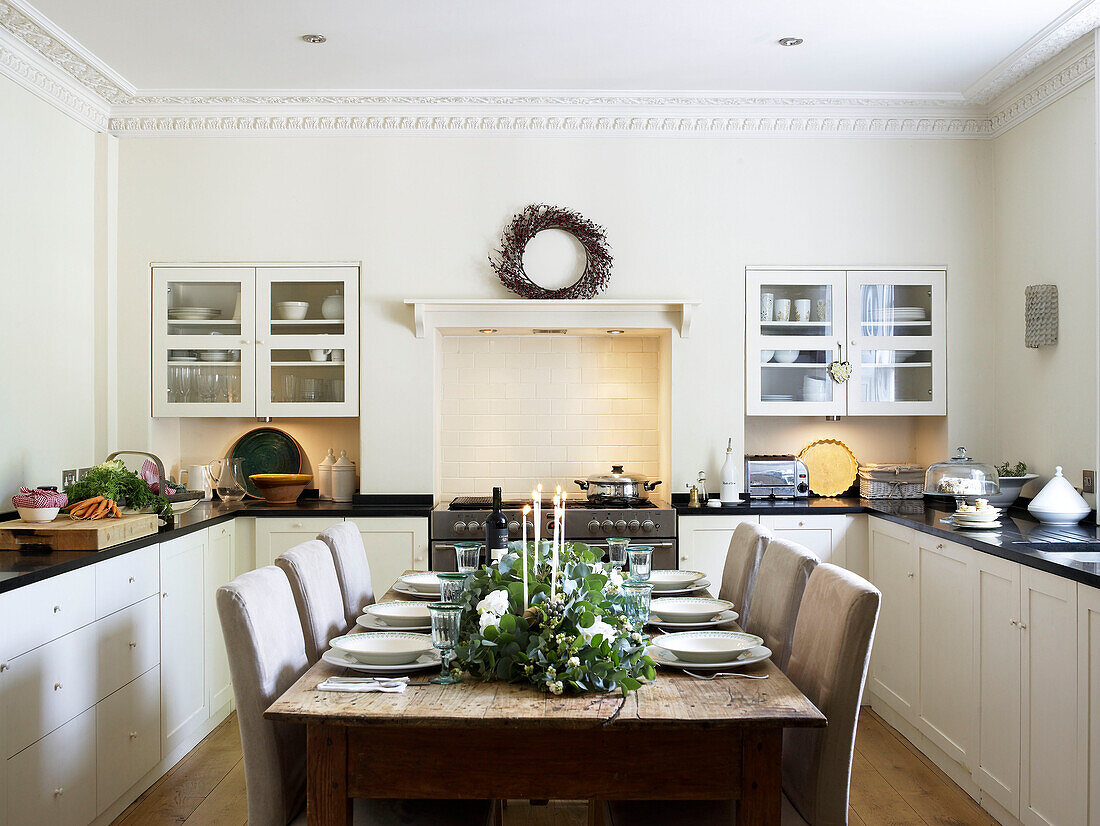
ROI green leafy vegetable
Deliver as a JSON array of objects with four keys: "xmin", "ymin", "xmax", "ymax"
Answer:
[
  {"xmin": 64, "ymin": 460, "xmax": 172, "ymax": 517},
  {"xmin": 995, "ymin": 460, "xmax": 1029, "ymax": 478}
]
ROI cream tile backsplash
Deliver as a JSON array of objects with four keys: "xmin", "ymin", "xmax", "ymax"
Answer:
[{"xmin": 439, "ymin": 335, "xmax": 662, "ymax": 496}]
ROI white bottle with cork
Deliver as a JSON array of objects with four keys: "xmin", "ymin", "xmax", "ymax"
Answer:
[{"xmin": 720, "ymin": 437, "xmax": 739, "ymax": 505}]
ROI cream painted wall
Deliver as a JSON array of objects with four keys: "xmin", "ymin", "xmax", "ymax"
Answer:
[
  {"xmin": 993, "ymin": 79, "xmax": 1098, "ymax": 501},
  {"xmin": 0, "ymin": 75, "xmax": 96, "ymax": 503},
  {"xmin": 114, "ymin": 135, "xmax": 995, "ymax": 493}
]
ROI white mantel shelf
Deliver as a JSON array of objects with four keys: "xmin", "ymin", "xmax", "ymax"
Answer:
[{"xmin": 404, "ymin": 298, "xmax": 702, "ymax": 338}]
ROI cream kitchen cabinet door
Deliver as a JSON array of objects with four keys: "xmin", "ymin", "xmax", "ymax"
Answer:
[
  {"xmin": 253, "ymin": 517, "xmax": 342, "ymax": 568},
  {"xmin": 974, "ymin": 552, "xmax": 1023, "ymax": 817},
  {"xmin": 96, "ymin": 666, "xmax": 160, "ymax": 815},
  {"xmin": 677, "ymin": 515, "xmax": 761, "ymax": 593},
  {"xmin": 915, "ymin": 536, "xmax": 975, "ymax": 769},
  {"xmin": 867, "ymin": 517, "xmax": 919, "ymax": 723},
  {"xmin": 160, "ymin": 530, "xmax": 208, "ymax": 755},
  {"xmin": 6, "ymin": 707, "xmax": 96, "ymax": 826},
  {"xmin": 759, "ymin": 514, "xmax": 849, "ymax": 568},
  {"xmin": 346, "ymin": 518, "xmax": 429, "ymax": 596},
  {"xmin": 205, "ymin": 521, "xmax": 235, "ymax": 715},
  {"xmin": 1079, "ymin": 584, "xmax": 1100, "ymax": 826},
  {"xmin": 1020, "ymin": 568, "xmax": 1079, "ymax": 826}
]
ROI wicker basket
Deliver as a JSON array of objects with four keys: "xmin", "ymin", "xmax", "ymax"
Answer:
[{"xmin": 858, "ymin": 463, "xmax": 925, "ymax": 500}]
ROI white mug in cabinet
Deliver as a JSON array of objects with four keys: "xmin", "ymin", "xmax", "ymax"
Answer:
[
  {"xmin": 774, "ymin": 299, "xmax": 791, "ymax": 322},
  {"xmin": 331, "ymin": 348, "xmax": 344, "ymax": 363},
  {"xmin": 793, "ymin": 299, "xmax": 811, "ymax": 322},
  {"xmin": 760, "ymin": 293, "xmax": 774, "ymax": 322},
  {"xmin": 814, "ymin": 299, "xmax": 828, "ymax": 322},
  {"xmin": 309, "ymin": 348, "xmax": 331, "ymax": 362}
]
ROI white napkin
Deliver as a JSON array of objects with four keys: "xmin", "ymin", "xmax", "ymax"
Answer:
[{"xmin": 317, "ymin": 676, "xmax": 409, "ymax": 693}]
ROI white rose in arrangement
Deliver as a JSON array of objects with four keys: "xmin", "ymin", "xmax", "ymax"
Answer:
[
  {"xmin": 476, "ymin": 589, "xmax": 510, "ymax": 617},
  {"xmin": 603, "ymin": 568, "xmax": 624, "ymax": 593},
  {"xmin": 548, "ymin": 680, "xmax": 564, "ymax": 695},
  {"xmin": 478, "ymin": 612, "xmax": 500, "ymax": 634},
  {"xmin": 579, "ymin": 617, "xmax": 618, "ymax": 644}
]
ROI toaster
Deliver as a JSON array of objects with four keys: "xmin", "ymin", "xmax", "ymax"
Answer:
[{"xmin": 745, "ymin": 455, "xmax": 810, "ymax": 499}]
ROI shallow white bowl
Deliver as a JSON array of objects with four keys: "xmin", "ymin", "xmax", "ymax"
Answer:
[
  {"xmin": 655, "ymin": 631, "xmax": 764, "ymax": 664},
  {"xmin": 399, "ymin": 572, "xmax": 441, "ymax": 594},
  {"xmin": 650, "ymin": 597, "xmax": 733, "ymax": 624},
  {"xmin": 275, "ymin": 301, "xmax": 309, "ymax": 320},
  {"xmin": 366, "ymin": 601, "xmax": 431, "ymax": 627},
  {"xmin": 648, "ymin": 570, "xmax": 705, "ymax": 592},
  {"xmin": 329, "ymin": 632, "xmax": 434, "ymax": 665},
  {"xmin": 773, "ymin": 350, "xmax": 799, "ymax": 363},
  {"xmin": 760, "ymin": 350, "xmax": 775, "ymax": 363},
  {"xmin": 17, "ymin": 506, "xmax": 59, "ymax": 523}
]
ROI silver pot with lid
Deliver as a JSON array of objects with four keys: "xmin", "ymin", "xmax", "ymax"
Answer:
[{"xmin": 574, "ymin": 465, "xmax": 662, "ymax": 505}]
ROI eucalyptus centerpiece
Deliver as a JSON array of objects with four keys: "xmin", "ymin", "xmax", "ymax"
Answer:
[{"xmin": 451, "ymin": 541, "xmax": 656, "ymax": 695}]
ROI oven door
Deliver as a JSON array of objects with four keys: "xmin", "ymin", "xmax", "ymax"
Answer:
[{"xmin": 584, "ymin": 540, "xmax": 678, "ymax": 571}]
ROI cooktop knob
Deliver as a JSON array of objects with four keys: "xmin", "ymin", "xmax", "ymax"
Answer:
[
  {"xmin": 627, "ymin": 519, "xmax": 641, "ymax": 532},
  {"xmin": 601, "ymin": 519, "xmax": 614, "ymax": 533},
  {"xmin": 525, "ymin": 521, "xmax": 535, "ymax": 534},
  {"xmin": 454, "ymin": 521, "xmax": 467, "ymax": 534},
  {"xmin": 507, "ymin": 520, "xmax": 521, "ymax": 537},
  {"xmin": 796, "ymin": 482, "xmax": 809, "ymax": 493},
  {"xmin": 467, "ymin": 520, "xmax": 480, "ymax": 532},
  {"xmin": 614, "ymin": 519, "xmax": 628, "ymax": 532},
  {"xmin": 588, "ymin": 519, "xmax": 601, "ymax": 534},
  {"xmin": 641, "ymin": 519, "xmax": 655, "ymax": 533}
]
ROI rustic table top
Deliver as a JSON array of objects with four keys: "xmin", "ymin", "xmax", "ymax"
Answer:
[{"xmin": 265, "ymin": 573, "xmax": 825, "ymax": 731}]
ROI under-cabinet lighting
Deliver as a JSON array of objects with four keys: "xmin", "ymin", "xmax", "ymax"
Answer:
[
  {"xmin": 778, "ymin": 37, "xmax": 804, "ymax": 46},
  {"xmin": 301, "ymin": 34, "xmax": 327, "ymax": 43},
  {"xmin": 479, "ymin": 328, "xmax": 498, "ymax": 334},
  {"xmin": 606, "ymin": 329, "xmax": 625, "ymax": 335}
]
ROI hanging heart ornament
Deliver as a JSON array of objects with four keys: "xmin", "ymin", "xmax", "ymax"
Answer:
[{"xmin": 828, "ymin": 361, "xmax": 852, "ymax": 383}]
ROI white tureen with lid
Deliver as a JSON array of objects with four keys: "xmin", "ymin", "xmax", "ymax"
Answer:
[{"xmin": 1027, "ymin": 467, "xmax": 1091, "ymax": 526}]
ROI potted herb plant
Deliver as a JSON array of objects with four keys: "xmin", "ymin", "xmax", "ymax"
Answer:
[{"xmin": 988, "ymin": 460, "xmax": 1039, "ymax": 508}]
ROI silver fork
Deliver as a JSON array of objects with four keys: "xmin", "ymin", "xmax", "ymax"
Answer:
[{"xmin": 684, "ymin": 670, "xmax": 769, "ymax": 680}]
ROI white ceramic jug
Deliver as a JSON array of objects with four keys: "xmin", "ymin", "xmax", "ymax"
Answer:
[{"xmin": 183, "ymin": 464, "xmax": 212, "ymax": 501}]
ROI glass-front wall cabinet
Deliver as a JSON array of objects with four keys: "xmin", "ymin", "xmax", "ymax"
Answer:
[
  {"xmin": 152, "ymin": 264, "xmax": 359, "ymax": 417},
  {"xmin": 746, "ymin": 268, "xmax": 946, "ymax": 416}
]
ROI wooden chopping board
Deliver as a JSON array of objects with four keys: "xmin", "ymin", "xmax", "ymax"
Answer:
[{"xmin": 0, "ymin": 513, "xmax": 159, "ymax": 551}]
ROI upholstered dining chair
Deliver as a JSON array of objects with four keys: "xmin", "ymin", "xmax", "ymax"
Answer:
[
  {"xmin": 216, "ymin": 566, "xmax": 498, "ymax": 826},
  {"xmin": 275, "ymin": 539, "xmax": 351, "ymax": 662},
  {"xmin": 717, "ymin": 521, "xmax": 772, "ymax": 627},
  {"xmin": 602, "ymin": 563, "xmax": 880, "ymax": 826},
  {"xmin": 318, "ymin": 521, "xmax": 376, "ymax": 626},
  {"xmin": 745, "ymin": 537, "xmax": 819, "ymax": 671}
]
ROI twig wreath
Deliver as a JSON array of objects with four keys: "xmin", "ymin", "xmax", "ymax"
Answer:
[{"xmin": 489, "ymin": 204, "xmax": 613, "ymax": 299}]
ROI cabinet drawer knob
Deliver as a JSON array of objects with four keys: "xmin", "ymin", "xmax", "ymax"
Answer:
[
  {"xmin": 936, "ymin": 543, "xmax": 944, "ymax": 549},
  {"xmin": 798, "ymin": 521, "xmax": 804, "ymax": 527},
  {"xmin": 129, "ymin": 731, "xmax": 138, "ymax": 739},
  {"xmin": 163, "ymin": 592, "xmax": 168, "ymax": 598},
  {"xmin": 1010, "ymin": 619, "xmax": 1018, "ymax": 626},
  {"xmin": 128, "ymin": 576, "xmax": 136, "ymax": 583},
  {"xmin": 1018, "ymin": 622, "xmax": 1027, "ymax": 630},
  {"xmin": 53, "ymin": 787, "xmax": 63, "ymax": 797},
  {"xmin": 906, "ymin": 571, "xmax": 914, "ymax": 579},
  {"xmin": 0, "ymin": 663, "xmax": 7, "ymax": 672},
  {"xmin": 292, "ymin": 521, "xmax": 303, "ymax": 528},
  {"xmin": 53, "ymin": 605, "xmax": 61, "ymax": 613},
  {"xmin": 129, "ymin": 641, "xmax": 138, "ymax": 649},
  {"xmin": 53, "ymin": 682, "xmax": 62, "ymax": 691}
]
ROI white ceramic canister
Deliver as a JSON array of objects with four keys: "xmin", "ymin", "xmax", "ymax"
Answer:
[
  {"xmin": 321, "ymin": 293, "xmax": 344, "ymax": 320},
  {"xmin": 331, "ymin": 450, "xmax": 356, "ymax": 503},
  {"xmin": 1027, "ymin": 466, "xmax": 1091, "ymax": 525},
  {"xmin": 317, "ymin": 448, "xmax": 336, "ymax": 500}
]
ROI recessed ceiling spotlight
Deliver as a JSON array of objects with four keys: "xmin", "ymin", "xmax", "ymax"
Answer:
[
  {"xmin": 606, "ymin": 329, "xmax": 625, "ymax": 335},
  {"xmin": 778, "ymin": 37, "xmax": 804, "ymax": 47},
  {"xmin": 301, "ymin": 34, "xmax": 327, "ymax": 44},
  {"xmin": 479, "ymin": 328, "xmax": 498, "ymax": 335}
]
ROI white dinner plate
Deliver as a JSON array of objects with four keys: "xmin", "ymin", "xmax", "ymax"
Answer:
[
  {"xmin": 356, "ymin": 613, "xmax": 431, "ymax": 633},
  {"xmin": 390, "ymin": 583, "xmax": 442, "ymax": 600},
  {"xmin": 648, "ymin": 609, "xmax": 739, "ymax": 630},
  {"xmin": 940, "ymin": 517, "xmax": 1001, "ymax": 530},
  {"xmin": 645, "ymin": 578, "xmax": 712, "ymax": 596},
  {"xmin": 646, "ymin": 644, "xmax": 772, "ymax": 671},
  {"xmin": 321, "ymin": 648, "xmax": 441, "ymax": 674}
]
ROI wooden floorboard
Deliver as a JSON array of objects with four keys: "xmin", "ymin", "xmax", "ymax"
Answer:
[{"xmin": 111, "ymin": 707, "xmax": 999, "ymax": 826}]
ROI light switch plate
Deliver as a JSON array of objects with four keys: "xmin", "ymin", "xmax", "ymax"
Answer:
[
  {"xmin": 78, "ymin": 466, "xmax": 93, "ymax": 480},
  {"xmin": 61, "ymin": 469, "xmax": 78, "ymax": 489},
  {"xmin": 1083, "ymin": 470, "xmax": 1095, "ymax": 494}
]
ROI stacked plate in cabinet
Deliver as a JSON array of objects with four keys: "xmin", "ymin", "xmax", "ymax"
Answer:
[{"xmin": 169, "ymin": 307, "xmax": 222, "ymax": 320}]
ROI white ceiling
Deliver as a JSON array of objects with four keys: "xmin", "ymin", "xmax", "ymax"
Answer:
[{"xmin": 23, "ymin": 0, "xmax": 1087, "ymax": 95}]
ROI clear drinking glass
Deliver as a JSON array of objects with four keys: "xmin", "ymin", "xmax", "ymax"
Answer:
[
  {"xmin": 627, "ymin": 547, "xmax": 654, "ymax": 581},
  {"xmin": 607, "ymin": 537, "xmax": 630, "ymax": 569},
  {"xmin": 197, "ymin": 369, "xmax": 217, "ymax": 403},
  {"xmin": 621, "ymin": 582, "xmax": 654, "ymax": 629},
  {"xmin": 225, "ymin": 372, "xmax": 241, "ymax": 404},
  {"xmin": 437, "ymin": 572, "xmax": 468, "ymax": 604},
  {"xmin": 427, "ymin": 602, "xmax": 462, "ymax": 685},
  {"xmin": 454, "ymin": 542, "xmax": 483, "ymax": 573},
  {"xmin": 177, "ymin": 366, "xmax": 193, "ymax": 403}
]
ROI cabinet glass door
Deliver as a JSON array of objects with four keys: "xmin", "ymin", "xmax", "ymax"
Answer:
[
  {"xmin": 846, "ymin": 271, "xmax": 946, "ymax": 415},
  {"xmin": 152, "ymin": 267, "xmax": 256, "ymax": 416},
  {"xmin": 256, "ymin": 266, "xmax": 359, "ymax": 416},
  {"xmin": 747, "ymin": 270, "xmax": 846, "ymax": 416}
]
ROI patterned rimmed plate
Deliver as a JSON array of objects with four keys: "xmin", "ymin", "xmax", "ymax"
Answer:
[
  {"xmin": 365, "ymin": 600, "xmax": 432, "ymax": 627},
  {"xmin": 321, "ymin": 648, "xmax": 441, "ymax": 674},
  {"xmin": 648, "ymin": 570, "xmax": 706, "ymax": 591},
  {"xmin": 646, "ymin": 644, "xmax": 772, "ymax": 671},
  {"xmin": 391, "ymin": 583, "xmax": 442, "ymax": 600},
  {"xmin": 646, "ymin": 578, "xmax": 711, "ymax": 596},
  {"xmin": 651, "ymin": 630, "xmax": 763, "ymax": 664},
  {"xmin": 648, "ymin": 609, "xmax": 739, "ymax": 630},
  {"xmin": 356, "ymin": 613, "xmax": 431, "ymax": 633},
  {"xmin": 649, "ymin": 597, "xmax": 734, "ymax": 624}
]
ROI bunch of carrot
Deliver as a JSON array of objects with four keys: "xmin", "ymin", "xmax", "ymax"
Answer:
[{"xmin": 67, "ymin": 496, "xmax": 121, "ymax": 520}]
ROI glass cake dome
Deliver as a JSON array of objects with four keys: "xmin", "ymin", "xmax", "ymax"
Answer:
[{"xmin": 924, "ymin": 446, "xmax": 1000, "ymax": 505}]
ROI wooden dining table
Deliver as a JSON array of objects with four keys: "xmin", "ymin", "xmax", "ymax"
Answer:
[{"xmin": 265, "ymin": 574, "xmax": 825, "ymax": 826}]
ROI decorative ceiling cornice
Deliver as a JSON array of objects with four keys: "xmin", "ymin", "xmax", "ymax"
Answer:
[{"xmin": 0, "ymin": 0, "xmax": 1094, "ymax": 138}]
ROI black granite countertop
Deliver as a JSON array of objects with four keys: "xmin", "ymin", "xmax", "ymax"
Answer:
[
  {"xmin": 677, "ymin": 496, "xmax": 1100, "ymax": 589},
  {"xmin": 0, "ymin": 495, "xmax": 431, "ymax": 595}
]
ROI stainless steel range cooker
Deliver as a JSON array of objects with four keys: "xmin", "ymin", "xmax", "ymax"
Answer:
[{"xmin": 430, "ymin": 495, "xmax": 677, "ymax": 571}]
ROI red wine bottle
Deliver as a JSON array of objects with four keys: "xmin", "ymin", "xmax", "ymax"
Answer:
[{"xmin": 485, "ymin": 486, "xmax": 509, "ymax": 562}]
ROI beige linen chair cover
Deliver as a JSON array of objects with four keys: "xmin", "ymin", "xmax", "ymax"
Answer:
[
  {"xmin": 218, "ymin": 566, "xmax": 497, "ymax": 826},
  {"xmin": 275, "ymin": 539, "xmax": 350, "ymax": 662},
  {"xmin": 745, "ymin": 538, "xmax": 819, "ymax": 671},
  {"xmin": 717, "ymin": 521, "xmax": 772, "ymax": 625},
  {"xmin": 318, "ymin": 521, "xmax": 376, "ymax": 626},
  {"xmin": 603, "ymin": 563, "xmax": 880, "ymax": 826}
]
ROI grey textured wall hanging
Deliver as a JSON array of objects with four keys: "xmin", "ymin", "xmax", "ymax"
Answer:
[{"xmin": 1024, "ymin": 284, "xmax": 1058, "ymax": 348}]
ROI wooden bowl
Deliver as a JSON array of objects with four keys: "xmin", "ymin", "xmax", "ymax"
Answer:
[{"xmin": 248, "ymin": 473, "xmax": 312, "ymax": 504}]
